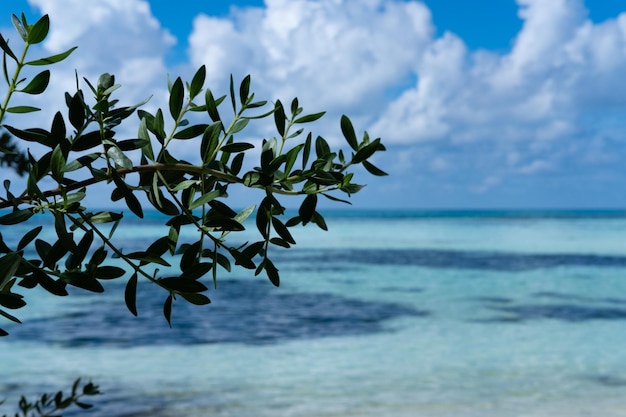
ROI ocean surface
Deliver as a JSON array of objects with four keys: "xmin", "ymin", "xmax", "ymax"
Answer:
[{"xmin": 3, "ymin": 209, "xmax": 626, "ymax": 416}]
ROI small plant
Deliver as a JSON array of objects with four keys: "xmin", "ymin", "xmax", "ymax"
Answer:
[{"xmin": 1, "ymin": 378, "xmax": 100, "ymax": 417}]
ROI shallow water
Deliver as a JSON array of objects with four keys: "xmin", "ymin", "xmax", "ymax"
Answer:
[{"xmin": 3, "ymin": 210, "xmax": 626, "ymax": 416}]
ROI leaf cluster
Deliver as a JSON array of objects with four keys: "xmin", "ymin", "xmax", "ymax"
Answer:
[
  {"xmin": 1, "ymin": 378, "xmax": 100, "ymax": 417},
  {"xmin": 0, "ymin": 13, "xmax": 387, "ymax": 334}
]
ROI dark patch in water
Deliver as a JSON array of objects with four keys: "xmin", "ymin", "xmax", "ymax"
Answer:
[
  {"xmin": 584, "ymin": 374, "xmax": 626, "ymax": 387},
  {"xmin": 381, "ymin": 286, "xmax": 424, "ymax": 294},
  {"xmin": 486, "ymin": 304, "xmax": 626, "ymax": 322},
  {"xmin": 6, "ymin": 279, "xmax": 426, "ymax": 347},
  {"xmin": 287, "ymin": 249, "xmax": 626, "ymax": 271},
  {"xmin": 472, "ymin": 296, "xmax": 514, "ymax": 304},
  {"xmin": 533, "ymin": 291, "xmax": 626, "ymax": 306}
]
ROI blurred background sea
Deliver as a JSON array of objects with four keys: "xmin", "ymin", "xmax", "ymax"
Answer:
[{"xmin": 3, "ymin": 209, "xmax": 626, "ymax": 416}]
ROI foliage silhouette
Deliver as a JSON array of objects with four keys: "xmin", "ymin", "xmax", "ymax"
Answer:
[{"xmin": 0, "ymin": 12, "xmax": 386, "ymax": 415}]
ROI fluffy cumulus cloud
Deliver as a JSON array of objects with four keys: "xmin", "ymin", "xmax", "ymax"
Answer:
[
  {"xmin": 189, "ymin": 0, "xmax": 433, "ymax": 117},
  {"xmin": 374, "ymin": 0, "xmax": 626, "ymax": 146}
]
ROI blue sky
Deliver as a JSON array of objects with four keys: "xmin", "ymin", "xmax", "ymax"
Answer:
[{"xmin": 1, "ymin": 0, "xmax": 626, "ymax": 209}]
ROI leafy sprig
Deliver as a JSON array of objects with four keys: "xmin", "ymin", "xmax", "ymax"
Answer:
[{"xmin": 0, "ymin": 12, "xmax": 387, "ymax": 335}]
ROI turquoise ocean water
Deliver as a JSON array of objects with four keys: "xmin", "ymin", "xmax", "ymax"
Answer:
[{"xmin": 3, "ymin": 210, "xmax": 626, "ymax": 416}]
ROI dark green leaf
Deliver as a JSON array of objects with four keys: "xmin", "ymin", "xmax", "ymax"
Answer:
[
  {"xmin": 153, "ymin": 108, "xmax": 166, "ymax": 143},
  {"xmin": 4, "ymin": 125, "xmax": 48, "ymax": 145},
  {"xmin": 256, "ymin": 201, "xmax": 270, "ymax": 238},
  {"xmin": 159, "ymin": 277, "xmax": 208, "ymax": 293},
  {"xmin": 75, "ymin": 402, "xmax": 94, "ymax": 410},
  {"xmin": 285, "ymin": 216, "xmax": 301, "ymax": 227},
  {"xmin": 68, "ymin": 93, "xmax": 85, "ymax": 129},
  {"xmin": 229, "ymin": 74, "xmax": 236, "ymax": 112},
  {"xmin": 322, "ymin": 193, "xmax": 352, "ymax": 205},
  {"xmin": 50, "ymin": 145, "xmax": 65, "ymax": 182},
  {"xmin": 0, "ymin": 233, "xmax": 11, "ymax": 253},
  {"xmin": 239, "ymin": 74, "xmax": 251, "ymax": 106},
  {"xmin": 0, "ymin": 307, "xmax": 21, "ymax": 324},
  {"xmin": 35, "ymin": 238, "xmax": 51, "ymax": 260},
  {"xmin": 341, "ymin": 115, "xmax": 359, "ymax": 151},
  {"xmin": 125, "ymin": 190, "xmax": 144, "ymax": 219},
  {"xmin": 20, "ymin": 69, "xmax": 50, "ymax": 94},
  {"xmin": 231, "ymin": 152, "xmax": 244, "ymax": 175},
  {"xmin": 299, "ymin": 194, "xmax": 317, "ymax": 225},
  {"xmin": 208, "ymin": 200, "xmax": 238, "ymax": 217},
  {"xmin": 274, "ymin": 100, "xmax": 286, "ymax": 136},
  {"xmin": 230, "ymin": 118, "xmax": 249, "ymax": 134},
  {"xmin": 138, "ymin": 117, "xmax": 154, "ymax": 160},
  {"xmin": 163, "ymin": 294, "xmax": 173, "ymax": 327},
  {"xmin": 0, "ymin": 253, "xmax": 20, "ymax": 288},
  {"xmin": 220, "ymin": 142, "xmax": 254, "ymax": 153},
  {"xmin": 205, "ymin": 89, "xmax": 221, "ymax": 122},
  {"xmin": 116, "ymin": 138, "xmax": 150, "ymax": 151},
  {"xmin": 65, "ymin": 229, "xmax": 93, "ymax": 269},
  {"xmin": 264, "ymin": 258, "xmax": 280, "ymax": 287},
  {"xmin": 362, "ymin": 160, "xmax": 388, "ymax": 176},
  {"xmin": 283, "ymin": 144, "xmax": 303, "ymax": 175},
  {"xmin": 169, "ymin": 77, "xmax": 184, "ymax": 120},
  {"xmin": 179, "ymin": 241, "xmax": 201, "ymax": 271},
  {"xmin": 290, "ymin": 97, "xmax": 299, "ymax": 116},
  {"xmin": 312, "ymin": 211, "xmax": 328, "ymax": 231},
  {"xmin": 90, "ymin": 211, "xmax": 123, "ymax": 223},
  {"xmin": 17, "ymin": 226, "xmax": 42, "ymax": 251},
  {"xmin": 180, "ymin": 262, "xmax": 213, "ymax": 280},
  {"xmin": 6, "ymin": 105, "xmax": 40, "ymax": 113},
  {"xmin": 302, "ymin": 133, "xmax": 312, "ymax": 169},
  {"xmin": 0, "ymin": 293, "xmax": 26, "ymax": 309},
  {"xmin": 53, "ymin": 211, "xmax": 77, "ymax": 252},
  {"xmin": 315, "ymin": 136, "xmax": 331, "ymax": 158},
  {"xmin": 26, "ymin": 46, "xmax": 77, "ymax": 65},
  {"xmin": 0, "ymin": 33, "xmax": 17, "ymax": 61},
  {"xmin": 294, "ymin": 111, "xmax": 325, "ymax": 124},
  {"xmin": 89, "ymin": 246, "xmax": 107, "ymax": 266},
  {"xmin": 125, "ymin": 273, "xmax": 138, "ymax": 316},
  {"xmin": 352, "ymin": 139, "xmax": 383, "ymax": 164},
  {"xmin": 27, "ymin": 14, "xmax": 49, "ymax": 44},
  {"xmin": 189, "ymin": 65, "xmax": 206, "ymax": 99},
  {"xmin": 50, "ymin": 111, "xmax": 67, "ymax": 150},
  {"xmin": 269, "ymin": 237, "xmax": 290, "ymax": 248},
  {"xmin": 201, "ymin": 121, "xmax": 222, "ymax": 163},
  {"xmin": 189, "ymin": 189, "xmax": 220, "ymax": 210},
  {"xmin": 43, "ymin": 240, "xmax": 69, "ymax": 268},
  {"xmin": 94, "ymin": 266, "xmax": 125, "ymax": 279},
  {"xmin": 62, "ymin": 271, "xmax": 104, "ymax": 293},
  {"xmin": 228, "ymin": 247, "xmax": 256, "ymax": 269},
  {"xmin": 173, "ymin": 124, "xmax": 209, "ymax": 139},
  {"xmin": 0, "ymin": 208, "xmax": 33, "ymax": 225},
  {"xmin": 30, "ymin": 269, "xmax": 68, "ymax": 296},
  {"xmin": 181, "ymin": 293, "xmax": 211, "ymax": 305},
  {"xmin": 271, "ymin": 216, "xmax": 296, "ymax": 244},
  {"xmin": 147, "ymin": 188, "xmax": 179, "ymax": 216},
  {"xmin": 215, "ymin": 252, "xmax": 231, "ymax": 272},
  {"xmin": 3, "ymin": 52, "xmax": 10, "ymax": 86},
  {"xmin": 72, "ymin": 130, "xmax": 106, "ymax": 151}
]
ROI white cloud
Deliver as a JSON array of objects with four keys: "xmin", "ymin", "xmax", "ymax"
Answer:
[
  {"xmin": 373, "ymin": 0, "xmax": 626, "ymax": 151},
  {"xmin": 189, "ymin": 0, "xmax": 434, "ymax": 120},
  {"xmin": 20, "ymin": 0, "xmax": 175, "ymax": 127}
]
